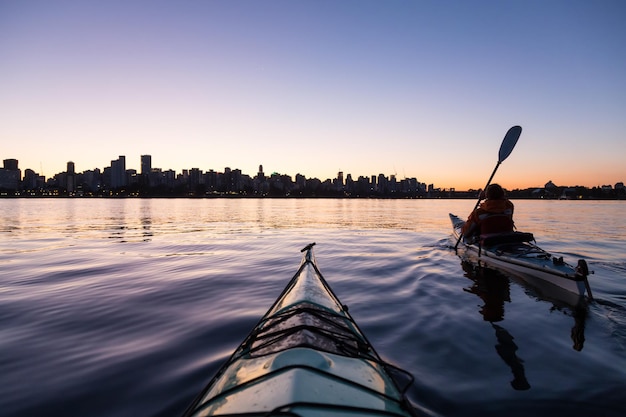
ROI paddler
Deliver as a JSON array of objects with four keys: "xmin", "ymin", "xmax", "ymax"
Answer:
[{"xmin": 462, "ymin": 183, "xmax": 515, "ymax": 240}]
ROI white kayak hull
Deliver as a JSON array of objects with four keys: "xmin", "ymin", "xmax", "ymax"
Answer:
[{"xmin": 182, "ymin": 244, "xmax": 419, "ymax": 417}]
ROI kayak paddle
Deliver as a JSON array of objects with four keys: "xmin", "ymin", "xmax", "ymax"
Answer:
[{"xmin": 454, "ymin": 125, "xmax": 522, "ymax": 250}]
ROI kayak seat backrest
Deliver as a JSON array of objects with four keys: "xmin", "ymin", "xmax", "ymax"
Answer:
[
  {"xmin": 478, "ymin": 213, "xmax": 514, "ymax": 235},
  {"xmin": 480, "ymin": 232, "xmax": 535, "ymax": 247}
]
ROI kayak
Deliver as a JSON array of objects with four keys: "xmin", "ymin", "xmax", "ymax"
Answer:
[
  {"xmin": 181, "ymin": 243, "xmax": 419, "ymax": 417},
  {"xmin": 449, "ymin": 213, "xmax": 592, "ymax": 302}
]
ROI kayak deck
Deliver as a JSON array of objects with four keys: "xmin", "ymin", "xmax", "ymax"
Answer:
[
  {"xmin": 182, "ymin": 243, "xmax": 418, "ymax": 417},
  {"xmin": 449, "ymin": 213, "xmax": 592, "ymax": 301}
]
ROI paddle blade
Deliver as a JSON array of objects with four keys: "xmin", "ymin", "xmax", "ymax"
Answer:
[{"xmin": 498, "ymin": 125, "xmax": 522, "ymax": 163}]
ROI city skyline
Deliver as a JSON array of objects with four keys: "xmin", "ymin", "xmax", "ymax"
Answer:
[
  {"xmin": 1, "ymin": 154, "xmax": 623, "ymax": 195},
  {"xmin": 2, "ymin": 1, "xmax": 625, "ymax": 189},
  {"xmin": 0, "ymin": 154, "xmax": 431, "ymax": 190}
]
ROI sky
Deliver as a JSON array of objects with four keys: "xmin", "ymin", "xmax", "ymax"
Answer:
[{"xmin": 1, "ymin": 0, "xmax": 624, "ymax": 190}]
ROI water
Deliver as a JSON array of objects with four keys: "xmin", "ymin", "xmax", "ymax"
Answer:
[{"xmin": 1, "ymin": 199, "xmax": 625, "ymax": 417}]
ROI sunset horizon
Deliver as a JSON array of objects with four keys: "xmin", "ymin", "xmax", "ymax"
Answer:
[{"xmin": 2, "ymin": 1, "xmax": 624, "ymax": 192}]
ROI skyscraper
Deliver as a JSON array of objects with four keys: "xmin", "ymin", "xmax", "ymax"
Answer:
[
  {"xmin": 67, "ymin": 161, "xmax": 75, "ymax": 193},
  {"xmin": 141, "ymin": 155, "xmax": 152, "ymax": 176},
  {"xmin": 3, "ymin": 159, "xmax": 19, "ymax": 171},
  {"xmin": 0, "ymin": 159, "xmax": 20, "ymax": 190},
  {"xmin": 111, "ymin": 156, "xmax": 126, "ymax": 189},
  {"xmin": 257, "ymin": 164, "xmax": 265, "ymax": 182}
]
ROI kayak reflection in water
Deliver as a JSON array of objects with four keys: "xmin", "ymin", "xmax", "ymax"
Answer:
[
  {"xmin": 571, "ymin": 306, "xmax": 587, "ymax": 351},
  {"xmin": 549, "ymin": 303, "xmax": 587, "ymax": 351}
]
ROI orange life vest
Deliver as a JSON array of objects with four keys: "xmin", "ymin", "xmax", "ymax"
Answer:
[{"xmin": 462, "ymin": 199, "xmax": 515, "ymax": 237}]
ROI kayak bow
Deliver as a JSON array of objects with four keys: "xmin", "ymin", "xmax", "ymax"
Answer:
[
  {"xmin": 182, "ymin": 243, "xmax": 419, "ymax": 417},
  {"xmin": 450, "ymin": 213, "xmax": 593, "ymax": 302}
]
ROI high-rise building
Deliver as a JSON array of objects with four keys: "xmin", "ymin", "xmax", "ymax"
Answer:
[
  {"xmin": 335, "ymin": 171, "xmax": 344, "ymax": 191},
  {"xmin": 66, "ymin": 161, "xmax": 75, "ymax": 193},
  {"xmin": 82, "ymin": 169, "xmax": 101, "ymax": 192},
  {"xmin": 141, "ymin": 155, "xmax": 152, "ymax": 176},
  {"xmin": 4, "ymin": 159, "xmax": 18, "ymax": 170},
  {"xmin": 190, "ymin": 168, "xmax": 202, "ymax": 189},
  {"xmin": 111, "ymin": 156, "xmax": 126, "ymax": 189},
  {"xmin": 232, "ymin": 168, "xmax": 242, "ymax": 192},
  {"xmin": 345, "ymin": 173, "xmax": 354, "ymax": 193},
  {"xmin": 255, "ymin": 165, "xmax": 266, "ymax": 194},
  {"xmin": 0, "ymin": 159, "xmax": 20, "ymax": 190},
  {"xmin": 23, "ymin": 169, "xmax": 37, "ymax": 190}
]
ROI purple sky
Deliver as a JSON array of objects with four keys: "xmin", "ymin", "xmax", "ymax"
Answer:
[{"xmin": 1, "ymin": 0, "xmax": 624, "ymax": 189}]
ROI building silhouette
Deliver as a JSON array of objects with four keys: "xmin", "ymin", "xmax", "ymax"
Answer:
[
  {"xmin": 0, "ymin": 159, "xmax": 21, "ymax": 190},
  {"xmin": 110, "ymin": 156, "xmax": 127, "ymax": 189},
  {"xmin": 141, "ymin": 155, "xmax": 151, "ymax": 175},
  {"xmin": 1, "ymin": 155, "xmax": 623, "ymax": 199},
  {"xmin": 66, "ymin": 161, "xmax": 76, "ymax": 194}
]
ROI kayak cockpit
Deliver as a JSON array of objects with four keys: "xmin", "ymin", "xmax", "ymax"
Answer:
[
  {"xmin": 243, "ymin": 302, "xmax": 371, "ymax": 358},
  {"xmin": 479, "ymin": 231, "xmax": 535, "ymax": 247}
]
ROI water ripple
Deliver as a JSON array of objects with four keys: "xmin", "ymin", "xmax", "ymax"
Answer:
[{"xmin": 1, "ymin": 199, "xmax": 625, "ymax": 417}]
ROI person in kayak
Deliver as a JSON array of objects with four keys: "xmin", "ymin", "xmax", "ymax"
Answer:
[{"xmin": 462, "ymin": 183, "xmax": 514, "ymax": 240}]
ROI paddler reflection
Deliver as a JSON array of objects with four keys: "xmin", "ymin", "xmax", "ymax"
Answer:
[
  {"xmin": 491, "ymin": 323, "xmax": 530, "ymax": 391},
  {"xmin": 461, "ymin": 261, "xmax": 530, "ymax": 390},
  {"xmin": 461, "ymin": 261, "xmax": 589, "ymax": 391},
  {"xmin": 462, "ymin": 261, "xmax": 510, "ymax": 322}
]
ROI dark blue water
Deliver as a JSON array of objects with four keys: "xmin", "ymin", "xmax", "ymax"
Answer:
[{"xmin": 1, "ymin": 199, "xmax": 625, "ymax": 416}]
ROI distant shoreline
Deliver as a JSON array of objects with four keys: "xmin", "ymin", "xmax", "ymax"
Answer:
[
  {"xmin": 2, "ymin": 180, "xmax": 625, "ymax": 200},
  {"xmin": 1, "ymin": 194, "xmax": 624, "ymax": 201}
]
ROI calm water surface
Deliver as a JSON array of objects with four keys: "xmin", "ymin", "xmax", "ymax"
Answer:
[{"xmin": 1, "ymin": 199, "xmax": 625, "ymax": 417}]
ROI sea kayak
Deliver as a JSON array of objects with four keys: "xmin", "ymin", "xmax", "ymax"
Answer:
[
  {"xmin": 181, "ymin": 243, "xmax": 419, "ymax": 417},
  {"xmin": 449, "ymin": 213, "xmax": 592, "ymax": 302}
]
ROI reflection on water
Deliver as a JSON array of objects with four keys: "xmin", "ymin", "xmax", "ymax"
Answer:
[
  {"xmin": 461, "ymin": 261, "xmax": 530, "ymax": 390},
  {"xmin": 461, "ymin": 261, "xmax": 588, "ymax": 391},
  {"xmin": 568, "ymin": 305, "xmax": 587, "ymax": 351},
  {"xmin": 460, "ymin": 259, "xmax": 590, "ymax": 391},
  {"xmin": 64, "ymin": 198, "xmax": 77, "ymax": 235},
  {"xmin": 543, "ymin": 302, "xmax": 588, "ymax": 352},
  {"xmin": 0, "ymin": 198, "xmax": 624, "ymax": 417},
  {"xmin": 461, "ymin": 261, "xmax": 510, "ymax": 322},
  {"xmin": 460, "ymin": 259, "xmax": 589, "ymax": 352},
  {"xmin": 140, "ymin": 199, "xmax": 153, "ymax": 242},
  {"xmin": 491, "ymin": 323, "xmax": 531, "ymax": 391},
  {"xmin": 107, "ymin": 200, "xmax": 128, "ymax": 241}
]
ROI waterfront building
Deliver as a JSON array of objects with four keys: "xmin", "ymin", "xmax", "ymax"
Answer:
[
  {"xmin": 23, "ymin": 169, "xmax": 38, "ymax": 190},
  {"xmin": 141, "ymin": 155, "xmax": 152, "ymax": 175},
  {"xmin": 82, "ymin": 169, "xmax": 101, "ymax": 192},
  {"xmin": 345, "ymin": 173, "xmax": 354, "ymax": 194},
  {"xmin": 0, "ymin": 159, "xmax": 21, "ymax": 191},
  {"xmin": 190, "ymin": 168, "xmax": 203, "ymax": 190},
  {"xmin": 335, "ymin": 171, "xmax": 344, "ymax": 191},
  {"xmin": 111, "ymin": 156, "xmax": 127, "ymax": 189},
  {"xmin": 3, "ymin": 159, "xmax": 18, "ymax": 170},
  {"xmin": 67, "ymin": 161, "xmax": 75, "ymax": 194}
]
